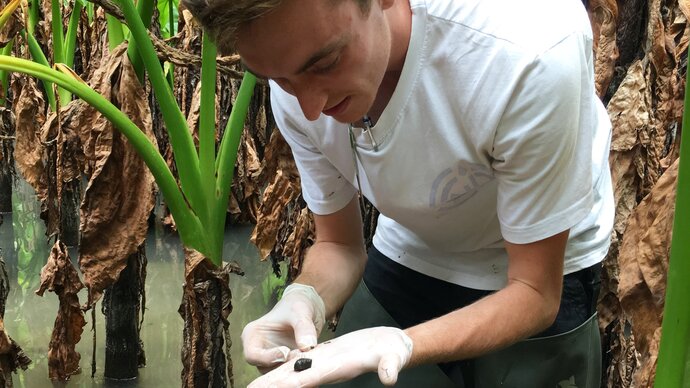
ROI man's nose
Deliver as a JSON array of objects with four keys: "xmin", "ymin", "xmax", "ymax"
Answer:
[{"xmin": 293, "ymin": 81, "xmax": 327, "ymax": 121}]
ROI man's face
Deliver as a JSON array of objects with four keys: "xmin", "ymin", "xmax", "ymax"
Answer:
[{"xmin": 236, "ymin": 0, "xmax": 392, "ymax": 123}]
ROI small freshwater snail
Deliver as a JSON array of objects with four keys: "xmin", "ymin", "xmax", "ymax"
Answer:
[{"xmin": 294, "ymin": 358, "xmax": 312, "ymax": 372}]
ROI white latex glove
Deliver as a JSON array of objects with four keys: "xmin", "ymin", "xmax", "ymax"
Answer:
[
  {"xmin": 247, "ymin": 326, "xmax": 414, "ymax": 388},
  {"xmin": 242, "ymin": 283, "xmax": 326, "ymax": 369}
]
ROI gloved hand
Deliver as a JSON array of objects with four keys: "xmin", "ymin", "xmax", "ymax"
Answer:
[
  {"xmin": 242, "ymin": 283, "xmax": 327, "ymax": 369},
  {"xmin": 247, "ymin": 326, "xmax": 414, "ymax": 388}
]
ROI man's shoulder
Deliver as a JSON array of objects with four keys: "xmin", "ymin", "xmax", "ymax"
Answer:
[{"xmin": 420, "ymin": 0, "xmax": 592, "ymax": 55}]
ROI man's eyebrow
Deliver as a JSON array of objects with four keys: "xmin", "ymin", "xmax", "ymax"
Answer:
[
  {"xmin": 239, "ymin": 35, "xmax": 349, "ymax": 80},
  {"xmin": 296, "ymin": 35, "xmax": 349, "ymax": 74}
]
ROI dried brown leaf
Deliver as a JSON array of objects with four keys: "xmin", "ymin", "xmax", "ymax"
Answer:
[
  {"xmin": 607, "ymin": 60, "xmax": 650, "ymax": 152},
  {"xmin": 12, "ymin": 78, "xmax": 48, "ymax": 201},
  {"xmin": 283, "ymin": 206, "xmax": 314, "ymax": 278},
  {"xmin": 590, "ymin": 0, "xmax": 619, "ymax": 97},
  {"xmin": 76, "ymin": 45, "xmax": 156, "ymax": 308},
  {"xmin": 35, "ymin": 240, "xmax": 86, "ymax": 381},
  {"xmin": 83, "ymin": 8, "xmax": 109, "ymax": 81},
  {"xmin": 0, "ymin": 320, "xmax": 11, "ymax": 355},
  {"xmin": 250, "ymin": 170, "xmax": 301, "ymax": 261},
  {"xmin": 617, "ymin": 158, "xmax": 678, "ymax": 387},
  {"xmin": 0, "ymin": 316, "xmax": 31, "ymax": 383},
  {"xmin": 258, "ymin": 128, "xmax": 300, "ymax": 186},
  {"xmin": 231, "ymin": 128, "xmax": 262, "ymax": 223}
]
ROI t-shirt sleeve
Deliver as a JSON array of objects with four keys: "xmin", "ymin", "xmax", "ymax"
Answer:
[
  {"xmin": 270, "ymin": 86, "xmax": 357, "ymax": 216},
  {"xmin": 491, "ymin": 34, "xmax": 595, "ymax": 244}
]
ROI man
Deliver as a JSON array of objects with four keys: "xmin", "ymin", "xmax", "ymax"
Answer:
[{"xmin": 182, "ymin": 0, "xmax": 614, "ymax": 386}]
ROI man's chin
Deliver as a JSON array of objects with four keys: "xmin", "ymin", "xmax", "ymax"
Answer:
[{"xmin": 327, "ymin": 106, "xmax": 370, "ymax": 124}]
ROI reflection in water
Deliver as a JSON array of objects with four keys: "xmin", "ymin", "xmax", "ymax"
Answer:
[{"xmin": 2, "ymin": 179, "xmax": 284, "ymax": 387}]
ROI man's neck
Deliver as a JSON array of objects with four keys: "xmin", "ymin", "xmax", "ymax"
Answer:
[
  {"xmin": 364, "ymin": 70, "xmax": 402, "ymax": 125},
  {"xmin": 360, "ymin": 0, "xmax": 411, "ymax": 126},
  {"xmin": 386, "ymin": 0, "xmax": 413, "ymax": 73}
]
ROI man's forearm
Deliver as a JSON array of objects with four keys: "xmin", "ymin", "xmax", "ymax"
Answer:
[
  {"xmin": 405, "ymin": 231, "xmax": 568, "ymax": 367},
  {"xmin": 294, "ymin": 240, "xmax": 367, "ymax": 319},
  {"xmin": 404, "ymin": 279, "xmax": 559, "ymax": 366}
]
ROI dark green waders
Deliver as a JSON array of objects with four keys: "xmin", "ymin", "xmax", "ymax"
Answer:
[{"xmin": 326, "ymin": 282, "xmax": 602, "ymax": 388}]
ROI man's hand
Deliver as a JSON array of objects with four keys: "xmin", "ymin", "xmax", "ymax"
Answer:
[
  {"xmin": 242, "ymin": 283, "xmax": 327, "ymax": 370},
  {"xmin": 247, "ymin": 326, "xmax": 414, "ymax": 388}
]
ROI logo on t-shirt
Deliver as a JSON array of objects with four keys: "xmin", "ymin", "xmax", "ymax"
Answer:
[{"xmin": 429, "ymin": 161, "xmax": 493, "ymax": 211}]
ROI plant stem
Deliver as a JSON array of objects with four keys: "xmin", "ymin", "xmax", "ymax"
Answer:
[
  {"xmin": 126, "ymin": 0, "xmax": 156, "ymax": 83},
  {"xmin": 199, "ymin": 33, "xmax": 217, "ymax": 229},
  {"xmin": 27, "ymin": 0, "xmax": 39, "ymax": 35},
  {"xmin": 20, "ymin": 30, "xmax": 57, "ymax": 111},
  {"xmin": 119, "ymin": 0, "xmax": 205, "ymax": 217},
  {"xmin": 106, "ymin": 14, "xmax": 124, "ymax": 51},
  {"xmin": 0, "ymin": 39, "xmax": 14, "ymax": 106},
  {"xmin": 50, "ymin": 0, "xmax": 71, "ymax": 104},
  {"xmin": 211, "ymin": 71, "xmax": 256, "ymax": 265},
  {"xmin": 64, "ymin": 0, "xmax": 83, "ymax": 69}
]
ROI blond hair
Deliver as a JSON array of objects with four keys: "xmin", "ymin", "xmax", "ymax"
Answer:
[{"xmin": 181, "ymin": 0, "xmax": 372, "ymax": 54}]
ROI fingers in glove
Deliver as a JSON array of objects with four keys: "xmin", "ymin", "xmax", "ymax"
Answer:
[
  {"xmin": 377, "ymin": 353, "xmax": 404, "ymax": 386},
  {"xmin": 247, "ymin": 355, "xmax": 349, "ymax": 388},
  {"xmin": 244, "ymin": 344, "xmax": 290, "ymax": 367},
  {"xmin": 290, "ymin": 316, "xmax": 319, "ymax": 351}
]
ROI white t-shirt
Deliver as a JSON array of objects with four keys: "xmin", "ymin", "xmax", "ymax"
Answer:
[{"xmin": 271, "ymin": 0, "xmax": 614, "ymax": 290}]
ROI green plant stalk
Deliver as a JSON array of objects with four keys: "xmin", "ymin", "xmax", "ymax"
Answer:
[
  {"xmin": 63, "ymin": 0, "xmax": 83, "ymax": 69},
  {"xmin": 106, "ymin": 14, "xmax": 124, "ymax": 50},
  {"xmin": 0, "ymin": 55, "xmax": 209, "ymax": 256},
  {"xmin": 126, "ymin": 0, "xmax": 156, "ymax": 83},
  {"xmin": 655, "ymin": 61, "xmax": 690, "ymax": 388},
  {"xmin": 50, "ymin": 0, "xmax": 71, "ymax": 104},
  {"xmin": 199, "ymin": 33, "xmax": 217, "ymax": 229},
  {"xmin": 165, "ymin": 0, "xmax": 176, "ymax": 88},
  {"xmin": 119, "ymin": 0, "xmax": 205, "ymax": 216},
  {"xmin": 211, "ymin": 71, "xmax": 256, "ymax": 265},
  {"xmin": 50, "ymin": 0, "xmax": 64, "ymax": 65},
  {"xmin": 166, "ymin": 62, "xmax": 174, "ymax": 88},
  {"xmin": 27, "ymin": 0, "xmax": 39, "ymax": 35},
  {"xmin": 83, "ymin": 0, "xmax": 94, "ymax": 22},
  {"xmin": 20, "ymin": 30, "xmax": 57, "ymax": 111},
  {"xmin": 0, "ymin": 39, "xmax": 14, "ymax": 106},
  {"xmin": 168, "ymin": 0, "xmax": 175, "ymax": 37}
]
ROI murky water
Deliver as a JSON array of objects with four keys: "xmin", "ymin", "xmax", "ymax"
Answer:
[{"xmin": 0, "ymin": 179, "xmax": 285, "ymax": 388}]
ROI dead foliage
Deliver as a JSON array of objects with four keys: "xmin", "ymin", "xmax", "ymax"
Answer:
[
  {"xmin": 11, "ymin": 78, "xmax": 49, "ymax": 220},
  {"xmin": 249, "ymin": 129, "xmax": 312, "ymax": 278},
  {"xmin": 590, "ymin": 0, "xmax": 619, "ymax": 97},
  {"xmin": 592, "ymin": 0, "xmax": 689, "ymax": 386},
  {"xmin": 0, "ymin": 254, "xmax": 31, "ymax": 386},
  {"xmin": 82, "ymin": 8, "xmax": 109, "ymax": 82},
  {"xmin": 179, "ymin": 249, "xmax": 243, "ymax": 388},
  {"xmin": 73, "ymin": 44, "xmax": 156, "ymax": 308},
  {"xmin": 0, "ymin": 320, "xmax": 32, "ymax": 387},
  {"xmin": 0, "ymin": 107, "xmax": 15, "ymax": 213},
  {"xmin": 35, "ymin": 240, "xmax": 86, "ymax": 381}
]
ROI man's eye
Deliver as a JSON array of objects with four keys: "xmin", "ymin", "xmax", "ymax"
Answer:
[{"xmin": 312, "ymin": 55, "xmax": 341, "ymax": 74}]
